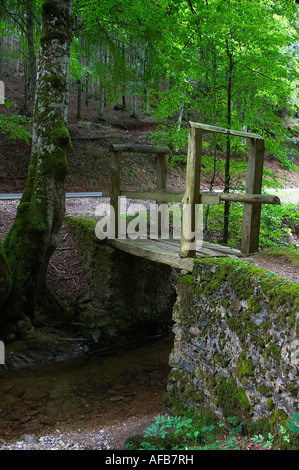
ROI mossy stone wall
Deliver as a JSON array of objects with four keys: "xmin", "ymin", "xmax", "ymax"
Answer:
[
  {"xmin": 65, "ymin": 216, "xmax": 176, "ymax": 344},
  {"xmin": 166, "ymin": 257, "xmax": 299, "ymax": 432}
]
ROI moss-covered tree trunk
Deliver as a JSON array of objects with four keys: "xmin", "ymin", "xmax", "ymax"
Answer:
[{"xmin": 2, "ymin": 0, "xmax": 73, "ymax": 340}]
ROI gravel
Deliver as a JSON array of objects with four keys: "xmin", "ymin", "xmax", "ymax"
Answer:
[
  {"xmin": 0, "ymin": 430, "xmax": 113, "ymax": 450},
  {"xmin": 0, "ymin": 416, "xmax": 156, "ymax": 450}
]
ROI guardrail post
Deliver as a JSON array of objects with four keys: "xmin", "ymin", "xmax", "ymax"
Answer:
[
  {"xmin": 180, "ymin": 127, "xmax": 202, "ymax": 257},
  {"xmin": 241, "ymin": 138, "xmax": 265, "ymax": 254}
]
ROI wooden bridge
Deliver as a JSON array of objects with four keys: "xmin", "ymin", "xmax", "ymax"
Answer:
[{"xmin": 101, "ymin": 121, "xmax": 280, "ymax": 271}]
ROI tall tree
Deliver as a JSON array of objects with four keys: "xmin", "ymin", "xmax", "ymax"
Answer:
[{"xmin": 2, "ymin": 0, "xmax": 73, "ymax": 340}]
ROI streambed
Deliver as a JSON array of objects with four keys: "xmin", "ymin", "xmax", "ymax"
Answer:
[{"xmin": 0, "ymin": 334, "xmax": 173, "ymax": 444}]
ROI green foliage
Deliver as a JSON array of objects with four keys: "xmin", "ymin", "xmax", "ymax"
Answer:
[
  {"xmin": 124, "ymin": 411, "xmax": 299, "ymax": 450},
  {"xmin": 0, "ymin": 108, "xmax": 32, "ymax": 143},
  {"xmin": 286, "ymin": 412, "xmax": 299, "ymax": 435},
  {"xmin": 204, "ymin": 199, "xmax": 299, "ymax": 249}
]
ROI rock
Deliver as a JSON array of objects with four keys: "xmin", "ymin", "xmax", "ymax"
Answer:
[
  {"xmin": 39, "ymin": 416, "xmax": 53, "ymax": 425},
  {"xmin": 20, "ymin": 415, "xmax": 32, "ymax": 424},
  {"xmin": 20, "ymin": 434, "xmax": 38, "ymax": 444}
]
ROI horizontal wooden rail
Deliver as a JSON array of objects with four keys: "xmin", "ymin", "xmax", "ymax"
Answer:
[
  {"xmin": 189, "ymin": 121, "xmax": 263, "ymax": 140},
  {"xmin": 109, "ymin": 144, "xmax": 171, "ymax": 154},
  {"xmin": 219, "ymin": 193, "xmax": 280, "ymax": 205},
  {"xmin": 108, "ymin": 121, "xmax": 278, "ymax": 256},
  {"xmin": 102, "ymin": 189, "xmax": 280, "ymax": 206}
]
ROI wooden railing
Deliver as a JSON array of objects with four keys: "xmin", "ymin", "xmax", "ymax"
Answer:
[{"xmin": 103, "ymin": 122, "xmax": 280, "ymax": 258}]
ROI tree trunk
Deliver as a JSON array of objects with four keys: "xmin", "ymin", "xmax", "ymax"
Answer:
[
  {"xmin": 2, "ymin": 0, "xmax": 73, "ymax": 340},
  {"xmin": 26, "ymin": 0, "xmax": 37, "ymax": 102},
  {"xmin": 76, "ymin": 79, "xmax": 82, "ymax": 119}
]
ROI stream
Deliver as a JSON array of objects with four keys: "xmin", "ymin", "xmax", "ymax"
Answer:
[{"xmin": 0, "ymin": 334, "xmax": 173, "ymax": 443}]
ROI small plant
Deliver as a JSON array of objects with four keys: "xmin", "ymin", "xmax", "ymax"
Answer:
[
  {"xmin": 126, "ymin": 411, "xmax": 299, "ymax": 451},
  {"xmin": 251, "ymin": 432, "xmax": 275, "ymax": 449},
  {"xmin": 140, "ymin": 415, "xmax": 202, "ymax": 450},
  {"xmin": 227, "ymin": 416, "xmax": 244, "ymax": 435},
  {"xmin": 250, "ymin": 413, "xmax": 299, "ymax": 449},
  {"xmin": 286, "ymin": 412, "xmax": 299, "ymax": 436}
]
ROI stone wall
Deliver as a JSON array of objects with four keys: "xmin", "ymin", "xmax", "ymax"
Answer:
[
  {"xmin": 165, "ymin": 257, "xmax": 299, "ymax": 432},
  {"xmin": 65, "ymin": 216, "xmax": 176, "ymax": 345}
]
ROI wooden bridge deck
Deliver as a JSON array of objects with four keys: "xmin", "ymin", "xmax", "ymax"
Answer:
[{"xmin": 107, "ymin": 237, "xmax": 242, "ymax": 272}]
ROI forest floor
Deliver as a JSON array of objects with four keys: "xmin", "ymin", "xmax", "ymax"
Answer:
[{"xmin": 0, "ymin": 69, "xmax": 298, "ymax": 450}]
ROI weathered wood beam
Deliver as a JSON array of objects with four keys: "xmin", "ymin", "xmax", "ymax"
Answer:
[
  {"xmin": 241, "ymin": 138, "xmax": 265, "ymax": 254},
  {"xmin": 103, "ymin": 189, "xmax": 279, "ymax": 206},
  {"xmin": 109, "ymin": 144, "xmax": 171, "ymax": 154},
  {"xmin": 219, "ymin": 193, "xmax": 280, "ymax": 205},
  {"xmin": 189, "ymin": 121, "xmax": 263, "ymax": 140},
  {"xmin": 117, "ymin": 190, "xmax": 183, "ymax": 203},
  {"xmin": 180, "ymin": 127, "xmax": 202, "ymax": 258}
]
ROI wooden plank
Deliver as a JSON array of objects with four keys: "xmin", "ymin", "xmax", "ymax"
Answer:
[
  {"xmin": 111, "ymin": 189, "xmax": 184, "ymax": 203},
  {"xmin": 107, "ymin": 238, "xmax": 193, "ymax": 271},
  {"xmin": 200, "ymin": 192, "xmax": 221, "ymax": 205},
  {"xmin": 202, "ymin": 241, "xmax": 241, "ymax": 255},
  {"xmin": 219, "ymin": 193, "xmax": 280, "ymax": 205},
  {"xmin": 189, "ymin": 121, "xmax": 263, "ymax": 140},
  {"xmin": 180, "ymin": 127, "xmax": 202, "ymax": 258},
  {"xmin": 157, "ymin": 154, "xmax": 168, "ymax": 190},
  {"xmin": 241, "ymin": 138, "xmax": 265, "ymax": 254},
  {"xmin": 110, "ymin": 151, "xmax": 121, "ymax": 238},
  {"xmin": 106, "ymin": 237, "xmax": 241, "ymax": 271},
  {"xmin": 102, "ymin": 189, "xmax": 278, "ymax": 206},
  {"xmin": 109, "ymin": 144, "xmax": 171, "ymax": 154}
]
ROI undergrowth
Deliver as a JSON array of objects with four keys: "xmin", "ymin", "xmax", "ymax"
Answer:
[{"xmin": 124, "ymin": 411, "xmax": 299, "ymax": 451}]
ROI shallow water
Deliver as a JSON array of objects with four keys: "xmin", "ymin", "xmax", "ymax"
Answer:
[{"xmin": 0, "ymin": 335, "xmax": 173, "ymax": 442}]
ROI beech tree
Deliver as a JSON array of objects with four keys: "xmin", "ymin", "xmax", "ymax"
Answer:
[{"xmin": 1, "ymin": 0, "xmax": 73, "ymax": 340}]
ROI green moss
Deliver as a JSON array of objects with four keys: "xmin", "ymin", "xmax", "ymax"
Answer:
[
  {"xmin": 0, "ymin": 243, "xmax": 12, "ymax": 307},
  {"xmin": 255, "ymin": 247, "xmax": 299, "ymax": 267},
  {"xmin": 269, "ymin": 342, "xmax": 281, "ymax": 361},
  {"xmin": 266, "ymin": 398, "xmax": 274, "ymax": 410},
  {"xmin": 216, "ymin": 378, "xmax": 251, "ymax": 417},
  {"xmin": 52, "ymin": 121, "xmax": 71, "ymax": 148},
  {"xmin": 258, "ymin": 384, "xmax": 272, "ymax": 396},
  {"xmin": 220, "ymin": 298, "xmax": 230, "ymax": 308},
  {"xmin": 236, "ymin": 386, "xmax": 251, "ymax": 409},
  {"xmin": 236, "ymin": 356, "xmax": 254, "ymax": 380},
  {"xmin": 178, "ymin": 274, "xmax": 194, "ymax": 284},
  {"xmin": 193, "ymin": 257, "xmax": 299, "ymax": 317},
  {"xmin": 247, "ymin": 297, "xmax": 261, "ymax": 313},
  {"xmin": 226, "ymin": 313, "xmax": 259, "ymax": 343},
  {"xmin": 65, "ymin": 216, "xmax": 97, "ymax": 233},
  {"xmin": 245, "ymin": 416, "xmax": 271, "ymax": 436}
]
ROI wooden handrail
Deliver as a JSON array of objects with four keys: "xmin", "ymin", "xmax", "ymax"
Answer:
[
  {"xmin": 109, "ymin": 144, "xmax": 171, "ymax": 154},
  {"xmin": 108, "ymin": 122, "xmax": 279, "ymax": 256},
  {"xmin": 189, "ymin": 121, "xmax": 263, "ymax": 140},
  {"xmin": 103, "ymin": 189, "xmax": 280, "ymax": 206}
]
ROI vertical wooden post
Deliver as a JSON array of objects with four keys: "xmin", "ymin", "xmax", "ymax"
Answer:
[
  {"xmin": 157, "ymin": 153, "xmax": 168, "ymax": 236},
  {"xmin": 110, "ymin": 150, "xmax": 121, "ymax": 238},
  {"xmin": 241, "ymin": 138, "xmax": 265, "ymax": 254},
  {"xmin": 180, "ymin": 127, "xmax": 202, "ymax": 258}
]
